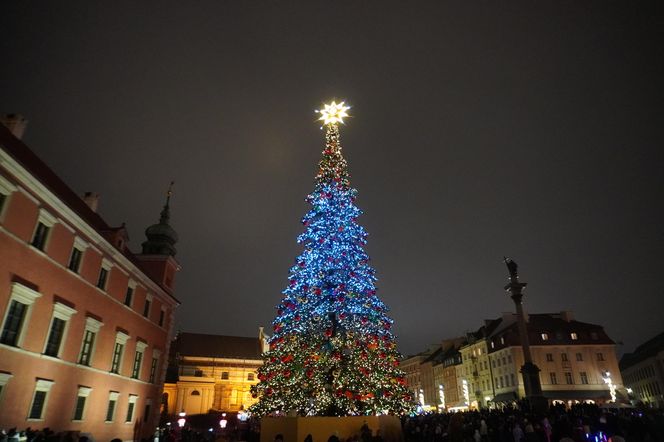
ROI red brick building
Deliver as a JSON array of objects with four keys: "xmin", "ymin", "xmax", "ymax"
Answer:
[{"xmin": 0, "ymin": 117, "xmax": 180, "ymax": 441}]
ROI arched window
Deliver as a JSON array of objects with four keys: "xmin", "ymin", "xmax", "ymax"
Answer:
[
  {"xmin": 191, "ymin": 390, "xmax": 200, "ymax": 396},
  {"xmin": 247, "ymin": 373, "xmax": 255, "ymax": 381}
]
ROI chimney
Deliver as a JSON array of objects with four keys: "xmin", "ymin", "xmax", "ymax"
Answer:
[
  {"xmin": 82, "ymin": 192, "xmax": 99, "ymax": 212},
  {"xmin": 0, "ymin": 114, "xmax": 28, "ymax": 139},
  {"xmin": 560, "ymin": 310, "xmax": 574, "ymax": 322}
]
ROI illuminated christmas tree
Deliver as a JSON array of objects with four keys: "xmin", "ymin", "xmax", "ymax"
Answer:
[{"xmin": 250, "ymin": 102, "xmax": 413, "ymax": 416}]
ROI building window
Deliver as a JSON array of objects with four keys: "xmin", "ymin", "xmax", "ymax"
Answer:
[
  {"xmin": 131, "ymin": 341, "xmax": 147, "ymax": 380},
  {"xmin": 132, "ymin": 352, "xmax": 143, "ymax": 379},
  {"xmin": 106, "ymin": 392, "xmax": 120, "ymax": 422},
  {"xmin": 124, "ymin": 287, "xmax": 134, "ymax": 307},
  {"xmin": 1, "ymin": 283, "xmax": 42, "ymax": 347},
  {"xmin": 546, "ymin": 353, "xmax": 553, "ymax": 362},
  {"xmin": 541, "ymin": 333, "xmax": 549, "ymax": 341},
  {"xmin": 576, "ymin": 352, "xmax": 583, "ymax": 362},
  {"xmin": 500, "ymin": 337, "xmax": 505, "ymax": 345},
  {"xmin": 590, "ymin": 332, "xmax": 598, "ymax": 340},
  {"xmin": 580, "ymin": 372, "xmax": 588, "ymax": 385},
  {"xmin": 507, "ymin": 354, "xmax": 512, "ymax": 363},
  {"xmin": 97, "ymin": 268, "xmax": 109, "ymax": 290},
  {"xmin": 247, "ymin": 373, "xmax": 255, "ymax": 381},
  {"xmin": 150, "ymin": 358, "xmax": 159, "ymax": 383},
  {"xmin": 561, "ymin": 353, "xmax": 568, "ymax": 362},
  {"xmin": 159, "ymin": 309, "xmax": 165, "ymax": 327},
  {"xmin": 78, "ymin": 316, "xmax": 103, "ymax": 366},
  {"xmin": 510, "ymin": 373, "xmax": 515, "ymax": 386},
  {"xmin": 72, "ymin": 386, "xmax": 92, "ymax": 421},
  {"xmin": 597, "ymin": 352, "xmax": 605, "ymax": 361},
  {"xmin": 0, "ymin": 175, "xmax": 17, "ymax": 220},
  {"xmin": 191, "ymin": 390, "xmax": 201, "ymax": 396},
  {"xmin": 28, "ymin": 379, "xmax": 54, "ymax": 420},
  {"xmin": 68, "ymin": 248, "xmax": 83, "ymax": 273},
  {"xmin": 44, "ymin": 318, "xmax": 66, "ymax": 357},
  {"xmin": 143, "ymin": 400, "xmax": 152, "ymax": 423},
  {"xmin": 570, "ymin": 332, "xmax": 578, "ymax": 340},
  {"xmin": 149, "ymin": 349, "xmax": 161, "ymax": 383},
  {"xmin": 490, "ymin": 341, "xmax": 495, "ymax": 349},
  {"xmin": 565, "ymin": 372, "xmax": 573, "ymax": 384},
  {"xmin": 221, "ymin": 372, "xmax": 229, "ymax": 380},
  {"xmin": 43, "ymin": 302, "xmax": 77, "ymax": 358},
  {"xmin": 143, "ymin": 295, "xmax": 152, "ymax": 318},
  {"xmin": 0, "ymin": 373, "xmax": 13, "ymax": 406},
  {"xmin": 110, "ymin": 331, "xmax": 130, "ymax": 374},
  {"xmin": 31, "ymin": 222, "xmax": 50, "ymax": 250},
  {"xmin": 550, "ymin": 373, "xmax": 557, "ymax": 385},
  {"xmin": 126, "ymin": 395, "xmax": 138, "ymax": 423}
]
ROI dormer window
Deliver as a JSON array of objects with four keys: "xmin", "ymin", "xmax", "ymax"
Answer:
[
  {"xmin": 570, "ymin": 332, "xmax": 578, "ymax": 340},
  {"xmin": 541, "ymin": 333, "xmax": 549, "ymax": 341}
]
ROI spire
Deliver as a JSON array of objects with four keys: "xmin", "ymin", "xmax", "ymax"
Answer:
[{"xmin": 141, "ymin": 182, "xmax": 178, "ymax": 256}]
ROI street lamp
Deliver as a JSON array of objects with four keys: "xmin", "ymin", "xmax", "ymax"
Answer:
[
  {"xmin": 177, "ymin": 410, "xmax": 186, "ymax": 428},
  {"xmin": 219, "ymin": 412, "xmax": 228, "ymax": 429}
]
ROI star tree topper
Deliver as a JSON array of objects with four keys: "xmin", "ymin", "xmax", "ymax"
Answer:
[{"xmin": 315, "ymin": 101, "xmax": 350, "ymax": 126}]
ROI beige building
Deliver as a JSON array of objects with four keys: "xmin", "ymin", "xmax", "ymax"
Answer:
[
  {"xmin": 162, "ymin": 329, "xmax": 267, "ymax": 415},
  {"xmin": 459, "ymin": 327, "xmax": 496, "ymax": 409},
  {"xmin": 485, "ymin": 311, "xmax": 623, "ymax": 407}
]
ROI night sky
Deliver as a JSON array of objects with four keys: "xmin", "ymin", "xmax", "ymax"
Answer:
[{"xmin": 1, "ymin": 1, "xmax": 662, "ymax": 357}]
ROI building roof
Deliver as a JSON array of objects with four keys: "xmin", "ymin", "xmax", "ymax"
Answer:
[
  {"xmin": 484, "ymin": 312, "xmax": 614, "ymax": 353},
  {"xmin": 620, "ymin": 330, "xmax": 664, "ymax": 371},
  {"xmin": 0, "ymin": 123, "xmax": 179, "ymax": 301},
  {"xmin": 174, "ymin": 332, "xmax": 263, "ymax": 360}
]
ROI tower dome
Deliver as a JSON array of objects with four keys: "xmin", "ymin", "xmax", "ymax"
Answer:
[{"xmin": 142, "ymin": 182, "xmax": 178, "ymax": 256}]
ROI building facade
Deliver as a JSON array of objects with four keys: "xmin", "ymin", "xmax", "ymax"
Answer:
[
  {"xmin": 405, "ymin": 311, "xmax": 623, "ymax": 412},
  {"xmin": 620, "ymin": 330, "xmax": 664, "ymax": 407},
  {"xmin": 0, "ymin": 119, "xmax": 180, "ymax": 441},
  {"xmin": 484, "ymin": 311, "xmax": 623, "ymax": 407},
  {"xmin": 162, "ymin": 330, "xmax": 267, "ymax": 415}
]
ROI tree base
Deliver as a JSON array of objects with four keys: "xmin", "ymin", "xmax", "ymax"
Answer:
[{"xmin": 260, "ymin": 415, "xmax": 403, "ymax": 442}]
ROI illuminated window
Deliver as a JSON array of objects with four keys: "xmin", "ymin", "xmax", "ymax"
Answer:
[
  {"xmin": 541, "ymin": 333, "xmax": 549, "ymax": 341},
  {"xmin": 570, "ymin": 332, "xmax": 578, "ymax": 340}
]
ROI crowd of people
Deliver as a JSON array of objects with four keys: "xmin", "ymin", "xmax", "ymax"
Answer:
[
  {"xmin": 401, "ymin": 404, "xmax": 664, "ymax": 442},
  {"xmin": 3, "ymin": 404, "xmax": 664, "ymax": 442}
]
